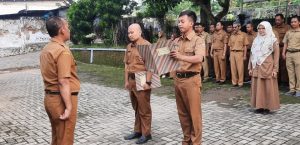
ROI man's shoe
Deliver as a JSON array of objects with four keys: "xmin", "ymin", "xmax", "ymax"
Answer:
[
  {"xmin": 124, "ymin": 132, "xmax": 142, "ymax": 140},
  {"xmin": 215, "ymin": 80, "xmax": 220, "ymax": 83},
  {"xmin": 285, "ymin": 91, "xmax": 296, "ymax": 96},
  {"xmin": 296, "ymin": 91, "xmax": 300, "ymax": 97},
  {"xmin": 136, "ymin": 135, "xmax": 152, "ymax": 144},
  {"xmin": 219, "ymin": 81, "xmax": 225, "ymax": 85}
]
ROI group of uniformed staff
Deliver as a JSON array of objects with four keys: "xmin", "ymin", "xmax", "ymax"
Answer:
[{"xmin": 38, "ymin": 11, "xmax": 299, "ymax": 145}]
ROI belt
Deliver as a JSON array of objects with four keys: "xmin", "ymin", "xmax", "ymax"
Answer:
[
  {"xmin": 45, "ymin": 90, "xmax": 79, "ymax": 96},
  {"xmin": 214, "ymin": 49, "xmax": 223, "ymax": 52},
  {"xmin": 176, "ymin": 72, "xmax": 199, "ymax": 78},
  {"xmin": 128, "ymin": 73, "xmax": 135, "ymax": 80},
  {"xmin": 231, "ymin": 50, "xmax": 243, "ymax": 52},
  {"xmin": 287, "ymin": 49, "xmax": 300, "ymax": 53}
]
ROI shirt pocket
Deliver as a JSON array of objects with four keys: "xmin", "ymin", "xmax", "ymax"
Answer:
[
  {"xmin": 135, "ymin": 55, "xmax": 144, "ymax": 65},
  {"xmin": 184, "ymin": 47, "xmax": 195, "ymax": 56}
]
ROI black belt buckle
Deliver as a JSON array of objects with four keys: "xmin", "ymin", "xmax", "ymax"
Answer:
[{"xmin": 176, "ymin": 72, "xmax": 198, "ymax": 78}]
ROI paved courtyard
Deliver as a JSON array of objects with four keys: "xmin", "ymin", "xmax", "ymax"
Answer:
[{"xmin": 1, "ymin": 52, "xmax": 300, "ymax": 145}]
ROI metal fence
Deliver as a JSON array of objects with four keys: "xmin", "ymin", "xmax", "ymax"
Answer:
[{"xmin": 71, "ymin": 48, "xmax": 125, "ymax": 67}]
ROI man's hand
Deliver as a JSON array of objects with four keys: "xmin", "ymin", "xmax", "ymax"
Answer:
[
  {"xmin": 170, "ymin": 50, "xmax": 182, "ymax": 60},
  {"xmin": 249, "ymin": 70, "xmax": 253, "ymax": 76},
  {"xmin": 221, "ymin": 54, "xmax": 225, "ymax": 60},
  {"xmin": 125, "ymin": 82, "xmax": 130, "ymax": 90},
  {"xmin": 143, "ymin": 83, "xmax": 151, "ymax": 90},
  {"xmin": 243, "ymin": 56, "xmax": 247, "ymax": 61},
  {"xmin": 282, "ymin": 53, "xmax": 286, "ymax": 60},
  {"xmin": 60, "ymin": 108, "xmax": 71, "ymax": 120}
]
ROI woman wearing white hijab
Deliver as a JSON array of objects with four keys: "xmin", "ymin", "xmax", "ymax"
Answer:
[{"xmin": 248, "ymin": 21, "xmax": 280, "ymax": 114}]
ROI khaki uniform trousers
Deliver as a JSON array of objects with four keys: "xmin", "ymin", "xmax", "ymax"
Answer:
[
  {"xmin": 244, "ymin": 50, "xmax": 251, "ymax": 81},
  {"xmin": 44, "ymin": 94, "xmax": 78, "ymax": 145},
  {"xmin": 175, "ymin": 75, "xmax": 202, "ymax": 145},
  {"xmin": 279, "ymin": 47, "xmax": 289, "ymax": 84},
  {"xmin": 230, "ymin": 51, "xmax": 244, "ymax": 86},
  {"xmin": 286, "ymin": 52, "xmax": 300, "ymax": 92},
  {"xmin": 202, "ymin": 57, "xmax": 209, "ymax": 80},
  {"xmin": 213, "ymin": 50, "xmax": 226, "ymax": 82},
  {"xmin": 128, "ymin": 78, "xmax": 152, "ymax": 136}
]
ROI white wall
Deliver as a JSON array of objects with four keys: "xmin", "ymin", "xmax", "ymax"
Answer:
[{"xmin": 0, "ymin": 17, "xmax": 50, "ymax": 57}]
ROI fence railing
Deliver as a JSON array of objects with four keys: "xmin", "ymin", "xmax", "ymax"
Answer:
[{"xmin": 71, "ymin": 48, "xmax": 125, "ymax": 64}]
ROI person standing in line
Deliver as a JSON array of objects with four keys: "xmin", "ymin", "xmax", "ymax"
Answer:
[
  {"xmin": 228, "ymin": 22, "xmax": 249, "ymax": 87},
  {"xmin": 157, "ymin": 30, "xmax": 167, "ymax": 43},
  {"xmin": 245, "ymin": 22, "xmax": 257, "ymax": 82},
  {"xmin": 249, "ymin": 21, "xmax": 280, "ymax": 114},
  {"xmin": 170, "ymin": 10, "xmax": 205, "ymax": 145},
  {"xmin": 208, "ymin": 23, "xmax": 216, "ymax": 78},
  {"xmin": 123, "ymin": 23, "xmax": 153, "ymax": 144},
  {"xmin": 210, "ymin": 21, "xmax": 228, "ymax": 84},
  {"xmin": 273, "ymin": 13, "xmax": 290, "ymax": 85},
  {"xmin": 282, "ymin": 15, "xmax": 300, "ymax": 97},
  {"xmin": 226, "ymin": 24, "xmax": 233, "ymax": 81},
  {"xmin": 40, "ymin": 17, "xmax": 80, "ymax": 145},
  {"xmin": 194, "ymin": 22, "xmax": 211, "ymax": 82}
]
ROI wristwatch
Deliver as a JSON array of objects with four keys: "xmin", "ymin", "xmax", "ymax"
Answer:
[{"xmin": 146, "ymin": 81, "xmax": 152, "ymax": 86}]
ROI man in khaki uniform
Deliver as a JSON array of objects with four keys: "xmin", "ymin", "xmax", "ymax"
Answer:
[
  {"xmin": 123, "ymin": 23, "xmax": 153, "ymax": 144},
  {"xmin": 210, "ymin": 21, "xmax": 228, "ymax": 84},
  {"xmin": 195, "ymin": 22, "xmax": 211, "ymax": 82},
  {"xmin": 245, "ymin": 23, "xmax": 257, "ymax": 81},
  {"xmin": 282, "ymin": 16, "xmax": 300, "ymax": 97},
  {"xmin": 228, "ymin": 23, "xmax": 249, "ymax": 87},
  {"xmin": 226, "ymin": 24, "xmax": 233, "ymax": 80},
  {"xmin": 208, "ymin": 24, "xmax": 216, "ymax": 78},
  {"xmin": 40, "ymin": 17, "xmax": 80, "ymax": 145},
  {"xmin": 273, "ymin": 14, "xmax": 290, "ymax": 84},
  {"xmin": 170, "ymin": 10, "xmax": 205, "ymax": 145}
]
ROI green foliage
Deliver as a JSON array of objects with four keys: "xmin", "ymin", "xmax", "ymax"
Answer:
[
  {"xmin": 166, "ymin": 0, "xmax": 199, "ymax": 20},
  {"xmin": 67, "ymin": 0, "xmax": 137, "ymax": 45}
]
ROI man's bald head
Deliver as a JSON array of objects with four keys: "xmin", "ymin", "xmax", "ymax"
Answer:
[{"xmin": 128, "ymin": 23, "xmax": 142, "ymax": 42}]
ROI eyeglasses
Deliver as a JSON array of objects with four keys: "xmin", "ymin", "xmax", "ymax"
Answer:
[{"xmin": 233, "ymin": 26, "xmax": 238, "ymax": 28}]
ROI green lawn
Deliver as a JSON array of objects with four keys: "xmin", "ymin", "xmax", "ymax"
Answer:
[{"xmin": 77, "ymin": 62, "xmax": 300, "ymax": 104}]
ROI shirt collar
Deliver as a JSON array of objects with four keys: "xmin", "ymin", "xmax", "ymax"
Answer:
[
  {"xmin": 51, "ymin": 38, "xmax": 67, "ymax": 48},
  {"xmin": 181, "ymin": 31, "xmax": 196, "ymax": 41},
  {"xmin": 291, "ymin": 28, "xmax": 300, "ymax": 32}
]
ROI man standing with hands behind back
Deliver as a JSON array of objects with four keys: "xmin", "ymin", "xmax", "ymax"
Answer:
[
  {"xmin": 123, "ymin": 23, "xmax": 153, "ymax": 144},
  {"xmin": 170, "ymin": 10, "xmax": 205, "ymax": 145},
  {"xmin": 40, "ymin": 17, "xmax": 80, "ymax": 145}
]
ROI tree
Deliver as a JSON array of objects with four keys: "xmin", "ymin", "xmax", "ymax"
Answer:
[
  {"xmin": 140, "ymin": 0, "xmax": 181, "ymax": 30},
  {"xmin": 67, "ymin": 0, "xmax": 137, "ymax": 45},
  {"xmin": 192, "ymin": 0, "xmax": 230, "ymax": 27}
]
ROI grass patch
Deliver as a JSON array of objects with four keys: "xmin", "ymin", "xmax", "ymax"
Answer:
[{"xmin": 71, "ymin": 43, "xmax": 125, "ymax": 48}]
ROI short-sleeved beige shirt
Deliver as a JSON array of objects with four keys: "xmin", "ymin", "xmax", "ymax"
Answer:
[
  {"xmin": 283, "ymin": 28, "xmax": 300, "ymax": 50},
  {"xmin": 40, "ymin": 38, "xmax": 80, "ymax": 92}
]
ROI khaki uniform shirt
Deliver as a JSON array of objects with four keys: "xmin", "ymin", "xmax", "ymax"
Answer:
[
  {"xmin": 211, "ymin": 30, "xmax": 228, "ymax": 50},
  {"xmin": 197, "ymin": 31, "xmax": 211, "ymax": 49},
  {"xmin": 246, "ymin": 31, "xmax": 257, "ymax": 50},
  {"xmin": 175, "ymin": 31, "xmax": 205, "ymax": 73},
  {"xmin": 40, "ymin": 38, "xmax": 80, "ymax": 92},
  {"xmin": 124, "ymin": 38, "xmax": 151, "ymax": 73},
  {"xmin": 273, "ymin": 24, "xmax": 289, "ymax": 45},
  {"xmin": 283, "ymin": 28, "xmax": 300, "ymax": 50},
  {"xmin": 228, "ymin": 31, "xmax": 249, "ymax": 51}
]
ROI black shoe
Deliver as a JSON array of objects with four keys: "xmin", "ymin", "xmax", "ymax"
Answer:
[
  {"xmin": 254, "ymin": 108, "xmax": 264, "ymax": 114},
  {"xmin": 136, "ymin": 135, "xmax": 152, "ymax": 144},
  {"xmin": 263, "ymin": 109, "xmax": 270, "ymax": 115},
  {"xmin": 124, "ymin": 132, "xmax": 142, "ymax": 140},
  {"xmin": 219, "ymin": 81, "xmax": 225, "ymax": 85}
]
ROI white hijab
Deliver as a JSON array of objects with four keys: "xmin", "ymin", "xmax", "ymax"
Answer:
[{"xmin": 250, "ymin": 21, "xmax": 277, "ymax": 68}]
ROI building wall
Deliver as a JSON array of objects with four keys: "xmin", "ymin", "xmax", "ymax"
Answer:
[{"xmin": 0, "ymin": 17, "xmax": 50, "ymax": 57}]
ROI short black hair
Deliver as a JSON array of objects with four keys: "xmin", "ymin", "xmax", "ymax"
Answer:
[
  {"xmin": 46, "ymin": 17, "xmax": 64, "ymax": 37},
  {"xmin": 275, "ymin": 13, "xmax": 285, "ymax": 19},
  {"xmin": 291, "ymin": 15, "xmax": 300, "ymax": 22},
  {"xmin": 195, "ymin": 22, "xmax": 205, "ymax": 27},
  {"xmin": 179, "ymin": 10, "xmax": 197, "ymax": 24},
  {"xmin": 216, "ymin": 21, "xmax": 225, "ymax": 26},
  {"xmin": 246, "ymin": 22, "xmax": 254, "ymax": 27}
]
